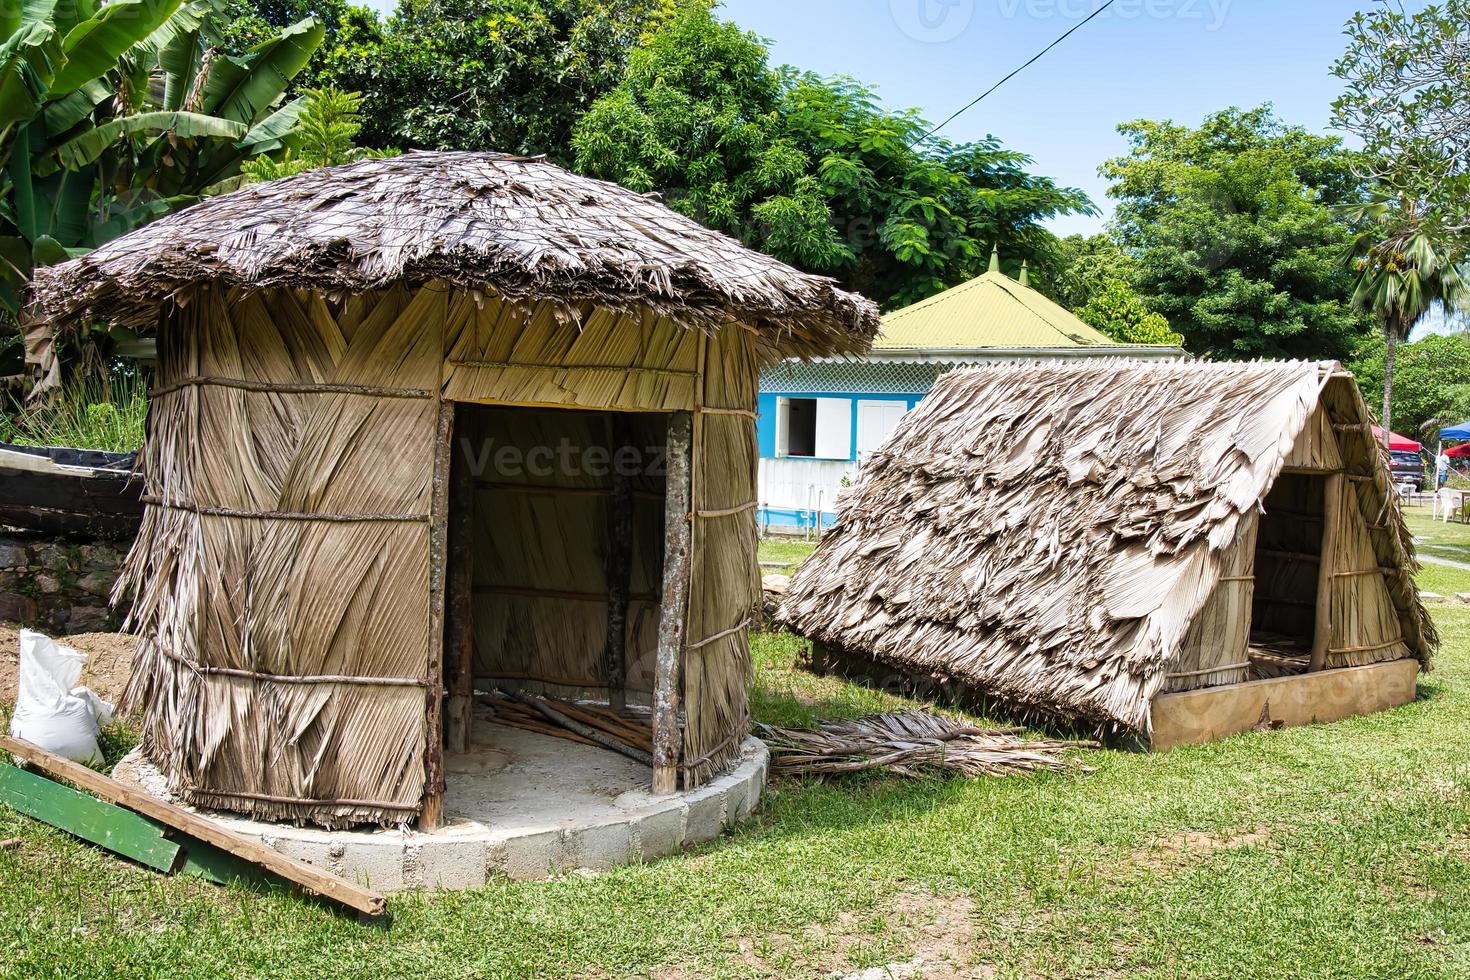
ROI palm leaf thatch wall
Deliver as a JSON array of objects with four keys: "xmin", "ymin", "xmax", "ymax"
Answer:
[
  {"xmin": 29, "ymin": 152, "xmax": 878, "ymax": 827},
  {"xmin": 777, "ymin": 360, "xmax": 1435, "ymax": 737}
]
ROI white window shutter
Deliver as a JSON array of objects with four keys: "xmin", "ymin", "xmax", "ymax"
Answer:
[{"xmin": 814, "ymin": 398, "xmax": 853, "ymax": 460}]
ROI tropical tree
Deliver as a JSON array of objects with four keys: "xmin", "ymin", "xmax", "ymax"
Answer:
[
  {"xmin": 241, "ymin": 86, "xmax": 387, "ymax": 181},
  {"xmin": 573, "ymin": 4, "xmax": 1091, "ymax": 309},
  {"xmin": 1350, "ymin": 332, "xmax": 1470, "ymax": 445},
  {"xmin": 1075, "ymin": 278, "xmax": 1183, "ymax": 347},
  {"xmin": 1102, "ymin": 106, "xmax": 1373, "ymax": 360},
  {"xmin": 232, "ymin": 0, "xmax": 680, "ymax": 159},
  {"xmin": 0, "ymin": 0, "xmax": 323, "ymax": 380},
  {"xmin": 1333, "ymin": 0, "xmax": 1470, "ymax": 255},
  {"xmin": 1344, "ymin": 188, "xmax": 1466, "ymax": 447}
]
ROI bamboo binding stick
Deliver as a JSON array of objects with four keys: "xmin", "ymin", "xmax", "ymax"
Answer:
[
  {"xmin": 0, "ymin": 734, "xmax": 386, "ymax": 916},
  {"xmin": 652, "ymin": 410, "xmax": 692, "ymax": 794},
  {"xmin": 499, "ymin": 690, "xmax": 653, "ymax": 767},
  {"xmin": 603, "ymin": 413, "xmax": 635, "ymax": 713},
  {"xmin": 1310, "ymin": 471, "xmax": 1344, "ymax": 672}
]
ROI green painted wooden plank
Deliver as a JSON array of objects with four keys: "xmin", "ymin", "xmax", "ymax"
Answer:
[
  {"xmin": 0, "ymin": 764, "xmax": 180, "ymax": 872},
  {"xmin": 176, "ymin": 836, "xmax": 277, "ymax": 889}
]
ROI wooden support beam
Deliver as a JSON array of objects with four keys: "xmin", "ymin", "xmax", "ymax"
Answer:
[
  {"xmin": 444, "ymin": 409, "xmax": 476, "ymax": 754},
  {"xmin": 0, "ymin": 735, "xmax": 385, "ymax": 916},
  {"xmin": 1310, "ymin": 471, "xmax": 1344, "ymax": 672},
  {"xmin": 652, "ymin": 410, "xmax": 692, "ymax": 794},
  {"xmin": 420, "ymin": 398, "xmax": 454, "ymax": 830},
  {"xmin": 604, "ymin": 414, "xmax": 635, "ymax": 713}
]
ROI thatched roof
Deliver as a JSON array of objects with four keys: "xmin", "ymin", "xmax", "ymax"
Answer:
[
  {"xmin": 777, "ymin": 359, "xmax": 1435, "ymax": 734},
  {"xmin": 29, "ymin": 150, "xmax": 878, "ymax": 359}
]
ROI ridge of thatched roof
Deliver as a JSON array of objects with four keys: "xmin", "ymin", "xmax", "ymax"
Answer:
[
  {"xmin": 29, "ymin": 151, "xmax": 878, "ymax": 359},
  {"xmin": 776, "ymin": 358, "xmax": 1435, "ymax": 734}
]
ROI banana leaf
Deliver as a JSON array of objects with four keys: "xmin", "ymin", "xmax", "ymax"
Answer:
[
  {"xmin": 0, "ymin": 22, "xmax": 60, "ymax": 133},
  {"xmin": 52, "ymin": 0, "xmax": 184, "ymax": 95},
  {"xmin": 48, "ymin": 109, "xmax": 245, "ymax": 171},
  {"xmin": 154, "ymin": 0, "xmax": 212, "ymax": 111},
  {"xmin": 40, "ymin": 76, "xmax": 108, "ymax": 135},
  {"xmin": 0, "ymin": 0, "xmax": 59, "ymax": 40},
  {"xmin": 200, "ymin": 16, "xmax": 322, "ymax": 125}
]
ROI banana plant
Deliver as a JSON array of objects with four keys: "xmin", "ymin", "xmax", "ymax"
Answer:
[{"xmin": 0, "ymin": 0, "xmax": 323, "ymax": 317}]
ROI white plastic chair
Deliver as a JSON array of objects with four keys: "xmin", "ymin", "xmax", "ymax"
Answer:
[{"xmin": 1434, "ymin": 487, "xmax": 1461, "ymax": 523}]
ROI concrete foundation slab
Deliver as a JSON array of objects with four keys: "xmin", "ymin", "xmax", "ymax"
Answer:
[
  {"xmin": 113, "ymin": 711, "xmax": 767, "ymax": 891},
  {"xmin": 1150, "ymin": 658, "xmax": 1419, "ymax": 750}
]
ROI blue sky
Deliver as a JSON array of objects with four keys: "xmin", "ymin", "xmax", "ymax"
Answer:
[
  {"xmin": 361, "ymin": 0, "xmax": 1365, "ymax": 237},
  {"xmin": 718, "ymin": 0, "xmax": 1365, "ymax": 237}
]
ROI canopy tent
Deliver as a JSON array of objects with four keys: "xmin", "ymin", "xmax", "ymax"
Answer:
[
  {"xmin": 1372, "ymin": 426, "xmax": 1423, "ymax": 452},
  {"xmin": 1440, "ymin": 421, "xmax": 1470, "ymax": 440},
  {"xmin": 1445, "ymin": 443, "xmax": 1470, "ymax": 459}
]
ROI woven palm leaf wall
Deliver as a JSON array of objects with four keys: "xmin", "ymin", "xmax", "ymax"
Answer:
[{"xmin": 120, "ymin": 284, "xmax": 761, "ymax": 826}]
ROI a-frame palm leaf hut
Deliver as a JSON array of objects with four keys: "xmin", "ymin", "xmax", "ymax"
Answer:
[
  {"xmin": 28, "ymin": 150, "xmax": 878, "ymax": 828},
  {"xmin": 777, "ymin": 360, "xmax": 1435, "ymax": 745}
]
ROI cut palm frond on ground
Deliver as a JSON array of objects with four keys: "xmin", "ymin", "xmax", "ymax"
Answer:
[{"xmin": 757, "ymin": 712, "xmax": 1096, "ymax": 779}]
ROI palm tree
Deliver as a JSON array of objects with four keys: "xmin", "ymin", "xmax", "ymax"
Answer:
[{"xmin": 1346, "ymin": 189, "xmax": 1466, "ymax": 448}]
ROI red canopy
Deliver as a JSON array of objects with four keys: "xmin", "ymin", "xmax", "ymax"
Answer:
[
  {"xmin": 1447, "ymin": 443, "xmax": 1470, "ymax": 459},
  {"xmin": 1372, "ymin": 426, "xmax": 1423, "ymax": 452}
]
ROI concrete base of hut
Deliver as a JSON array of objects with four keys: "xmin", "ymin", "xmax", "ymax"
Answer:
[
  {"xmin": 1149, "ymin": 658, "xmax": 1420, "ymax": 750},
  {"xmin": 112, "ymin": 720, "xmax": 768, "ymax": 891}
]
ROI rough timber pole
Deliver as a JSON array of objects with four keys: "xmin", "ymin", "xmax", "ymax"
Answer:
[
  {"xmin": 444, "ymin": 419, "xmax": 476, "ymax": 753},
  {"xmin": 604, "ymin": 414, "xmax": 635, "ymax": 713},
  {"xmin": 1309, "ymin": 471, "xmax": 1343, "ymax": 673},
  {"xmin": 421, "ymin": 399, "xmax": 454, "ymax": 830},
  {"xmin": 652, "ymin": 410, "xmax": 692, "ymax": 794}
]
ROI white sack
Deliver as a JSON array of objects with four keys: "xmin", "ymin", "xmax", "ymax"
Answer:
[{"xmin": 9, "ymin": 629, "xmax": 115, "ymax": 765}]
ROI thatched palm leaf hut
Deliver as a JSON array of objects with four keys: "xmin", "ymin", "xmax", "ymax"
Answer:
[
  {"xmin": 777, "ymin": 360, "xmax": 1435, "ymax": 742},
  {"xmin": 29, "ymin": 151, "xmax": 877, "ymax": 827}
]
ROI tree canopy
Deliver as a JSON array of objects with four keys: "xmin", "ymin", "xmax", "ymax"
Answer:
[
  {"xmin": 572, "ymin": 4, "xmax": 1092, "ymax": 310},
  {"xmin": 227, "ymin": 0, "xmax": 678, "ymax": 159},
  {"xmin": 1101, "ymin": 106, "xmax": 1372, "ymax": 360},
  {"xmin": 1351, "ymin": 332, "xmax": 1470, "ymax": 443}
]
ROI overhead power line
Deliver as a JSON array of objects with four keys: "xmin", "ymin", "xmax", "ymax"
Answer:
[{"xmin": 911, "ymin": 0, "xmax": 1120, "ymax": 147}]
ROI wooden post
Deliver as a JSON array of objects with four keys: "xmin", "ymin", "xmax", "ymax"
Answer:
[
  {"xmin": 1309, "ymin": 471, "xmax": 1343, "ymax": 673},
  {"xmin": 652, "ymin": 410, "xmax": 692, "ymax": 794},
  {"xmin": 444, "ymin": 410, "xmax": 476, "ymax": 753},
  {"xmin": 420, "ymin": 398, "xmax": 454, "ymax": 830},
  {"xmin": 603, "ymin": 414, "xmax": 635, "ymax": 713}
]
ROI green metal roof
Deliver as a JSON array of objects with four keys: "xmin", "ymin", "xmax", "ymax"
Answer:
[{"xmin": 875, "ymin": 270, "xmax": 1119, "ymax": 351}]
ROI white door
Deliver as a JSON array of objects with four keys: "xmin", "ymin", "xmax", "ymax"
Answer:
[
  {"xmin": 857, "ymin": 400, "xmax": 909, "ymax": 460},
  {"xmin": 813, "ymin": 397, "xmax": 853, "ymax": 460}
]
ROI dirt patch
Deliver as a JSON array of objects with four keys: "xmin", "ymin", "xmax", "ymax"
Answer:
[
  {"xmin": 656, "ymin": 889, "xmax": 995, "ymax": 979},
  {"xmin": 0, "ymin": 622, "xmax": 137, "ymax": 705},
  {"xmin": 1131, "ymin": 826, "xmax": 1273, "ymax": 872}
]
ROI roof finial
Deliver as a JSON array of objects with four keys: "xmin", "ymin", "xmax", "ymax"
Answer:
[
  {"xmin": 1019, "ymin": 260, "xmax": 1030, "ymax": 287},
  {"xmin": 988, "ymin": 244, "xmax": 1000, "ymax": 274}
]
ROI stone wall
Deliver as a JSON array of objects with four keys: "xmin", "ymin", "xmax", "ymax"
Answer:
[{"xmin": 0, "ymin": 531, "xmax": 126, "ymax": 632}]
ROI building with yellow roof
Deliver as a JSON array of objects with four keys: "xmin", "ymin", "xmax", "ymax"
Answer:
[{"xmin": 757, "ymin": 249, "xmax": 1183, "ymax": 531}]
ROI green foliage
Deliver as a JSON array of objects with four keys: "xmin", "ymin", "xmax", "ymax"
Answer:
[
  {"xmin": 1333, "ymin": 0, "xmax": 1470, "ymax": 254},
  {"xmin": 1102, "ymin": 105, "xmax": 1373, "ymax": 361},
  {"xmin": 241, "ymin": 86, "xmax": 385, "ymax": 180},
  {"xmin": 1343, "ymin": 186, "xmax": 1465, "ymax": 439},
  {"xmin": 1047, "ymin": 233, "xmax": 1140, "ymax": 310},
  {"xmin": 0, "ymin": 372, "xmax": 147, "ymax": 450},
  {"xmin": 573, "ymin": 4, "xmax": 1091, "ymax": 310},
  {"xmin": 0, "ymin": 1, "xmax": 323, "ymax": 384},
  {"xmin": 1350, "ymin": 332, "xmax": 1470, "ymax": 444},
  {"xmin": 233, "ymin": 0, "xmax": 680, "ymax": 159},
  {"xmin": 1075, "ymin": 278, "xmax": 1183, "ymax": 347}
]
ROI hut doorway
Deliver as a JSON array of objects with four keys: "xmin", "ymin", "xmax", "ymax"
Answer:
[
  {"xmin": 1250, "ymin": 472, "xmax": 1328, "ymax": 662},
  {"xmin": 439, "ymin": 402, "xmax": 670, "ymax": 769}
]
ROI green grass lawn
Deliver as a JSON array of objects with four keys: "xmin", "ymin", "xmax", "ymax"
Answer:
[
  {"xmin": 1404, "ymin": 501, "xmax": 1470, "ymax": 572},
  {"xmin": 3, "ymin": 543, "xmax": 1470, "ymax": 978}
]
